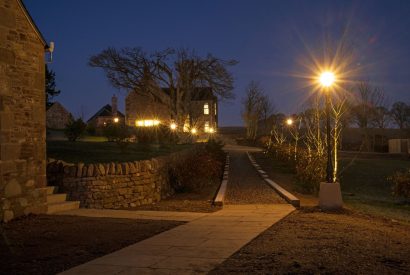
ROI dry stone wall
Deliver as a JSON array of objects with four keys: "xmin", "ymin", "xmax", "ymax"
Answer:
[{"xmin": 47, "ymin": 155, "xmax": 179, "ymax": 209}]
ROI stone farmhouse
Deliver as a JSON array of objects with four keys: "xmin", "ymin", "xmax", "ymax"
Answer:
[
  {"xmin": 46, "ymin": 101, "xmax": 72, "ymax": 129},
  {"xmin": 87, "ymin": 95, "xmax": 125, "ymax": 127},
  {"xmin": 0, "ymin": 0, "xmax": 48, "ymax": 222},
  {"xmin": 125, "ymin": 87, "xmax": 218, "ymax": 134}
]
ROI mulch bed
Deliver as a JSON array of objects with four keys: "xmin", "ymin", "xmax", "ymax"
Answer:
[
  {"xmin": 127, "ymin": 185, "xmax": 222, "ymax": 213},
  {"xmin": 0, "ymin": 215, "xmax": 184, "ymax": 275},
  {"xmin": 210, "ymin": 208, "xmax": 410, "ymax": 274}
]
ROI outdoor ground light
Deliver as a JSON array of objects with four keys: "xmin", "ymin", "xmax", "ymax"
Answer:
[{"xmin": 286, "ymin": 118, "xmax": 293, "ymax": 126}]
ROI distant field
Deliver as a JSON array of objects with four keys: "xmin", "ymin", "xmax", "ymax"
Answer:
[{"xmin": 47, "ymin": 141, "xmax": 193, "ymax": 164}]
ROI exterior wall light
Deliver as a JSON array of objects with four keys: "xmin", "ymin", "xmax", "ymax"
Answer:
[{"xmin": 113, "ymin": 117, "xmax": 119, "ymax": 123}]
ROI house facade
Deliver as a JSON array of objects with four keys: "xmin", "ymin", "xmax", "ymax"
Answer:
[
  {"xmin": 46, "ymin": 102, "xmax": 72, "ymax": 129},
  {"xmin": 0, "ymin": 0, "xmax": 48, "ymax": 222},
  {"xmin": 125, "ymin": 87, "xmax": 218, "ymax": 134},
  {"xmin": 87, "ymin": 95, "xmax": 125, "ymax": 127}
]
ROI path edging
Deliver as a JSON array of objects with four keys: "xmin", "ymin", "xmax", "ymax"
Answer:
[
  {"xmin": 213, "ymin": 154, "xmax": 230, "ymax": 206},
  {"xmin": 247, "ymin": 152, "xmax": 300, "ymax": 208}
]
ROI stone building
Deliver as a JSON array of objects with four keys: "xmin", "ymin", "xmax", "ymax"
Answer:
[
  {"xmin": 125, "ymin": 87, "xmax": 218, "ymax": 133},
  {"xmin": 46, "ymin": 101, "xmax": 72, "ymax": 129},
  {"xmin": 87, "ymin": 95, "xmax": 125, "ymax": 127},
  {"xmin": 0, "ymin": 0, "xmax": 49, "ymax": 222}
]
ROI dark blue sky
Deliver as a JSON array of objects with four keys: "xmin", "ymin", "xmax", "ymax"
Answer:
[{"xmin": 26, "ymin": 0, "xmax": 410, "ymax": 126}]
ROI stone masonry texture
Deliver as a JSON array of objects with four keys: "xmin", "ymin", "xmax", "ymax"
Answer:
[
  {"xmin": 46, "ymin": 152, "xmax": 193, "ymax": 209},
  {"xmin": 0, "ymin": 0, "xmax": 47, "ymax": 222}
]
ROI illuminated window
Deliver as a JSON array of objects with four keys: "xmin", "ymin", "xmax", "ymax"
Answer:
[
  {"xmin": 214, "ymin": 103, "xmax": 217, "ymax": 115},
  {"xmin": 135, "ymin": 119, "xmax": 160, "ymax": 127},
  {"xmin": 204, "ymin": 103, "xmax": 209, "ymax": 115},
  {"xmin": 204, "ymin": 121, "xmax": 210, "ymax": 132}
]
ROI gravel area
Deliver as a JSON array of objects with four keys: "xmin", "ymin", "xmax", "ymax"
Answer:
[
  {"xmin": 210, "ymin": 208, "xmax": 410, "ymax": 274},
  {"xmin": 0, "ymin": 215, "xmax": 183, "ymax": 275},
  {"xmin": 225, "ymin": 151, "xmax": 286, "ymax": 204}
]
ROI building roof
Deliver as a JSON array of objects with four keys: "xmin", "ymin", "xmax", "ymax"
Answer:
[
  {"xmin": 161, "ymin": 87, "xmax": 216, "ymax": 101},
  {"xmin": 46, "ymin": 102, "xmax": 71, "ymax": 114},
  {"xmin": 17, "ymin": 0, "xmax": 47, "ymax": 47},
  {"xmin": 191, "ymin": 87, "xmax": 216, "ymax": 101},
  {"xmin": 87, "ymin": 104, "xmax": 125, "ymax": 122}
]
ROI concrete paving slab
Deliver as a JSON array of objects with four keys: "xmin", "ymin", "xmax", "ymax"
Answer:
[{"xmin": 55, "ymin": 208, "xmax": 208, "ymax": 222}]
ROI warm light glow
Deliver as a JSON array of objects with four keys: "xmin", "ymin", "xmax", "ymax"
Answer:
[
  {"xmin": 113, "ymin": 117, "xmax": 119, "ymax": 123},
  {"xmin": 170, "ymin": 122, "xmax": 177, "ymax": 130},
  {"xmin": 286, "ymin": 118, "xmax": 293, "ymax": 126},
  {"xmin": 319, "ymin": 71, "xmax": 335, "ymax": 87},
  {"xmin": 191, "ymin": 128, "xmax": 197, "ymax": 134},
  {"xmin": 135, "ymin": 119, "xmax": 160, "ymax": 127},
  {"xmin": 209, "ymin": 128, "xmax": 215, "ymax": 133}
]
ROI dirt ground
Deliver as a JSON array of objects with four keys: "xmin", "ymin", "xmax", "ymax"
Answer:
[
  {"xmin": 210, "ymin": 208, "xmax": 410, "ymax": 274},
  {"xmin": 128, "ymin": 184, "xmax": 222, "ymax": 213},
  {"xmin": 0, "ymin": 215, "xmax": 183, "ymax": 275}
]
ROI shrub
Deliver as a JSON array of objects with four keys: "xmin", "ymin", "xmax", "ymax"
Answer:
[
  {"xmin": 102, "ymin": 124, "xmax": 132, "ymax": 152},
  {"xmin": 295, "ymin": 150, "xmax": 326, "ymax": 194},
  {"xmin": 389, "ymin": 169, "xmax": 410, "ymax": 199},
  {"xmin": 64, "ymin": 118, "xmax": 86, "ymax": 141},
  {"xmin": 133, "ymin": 125, "xmax": 178, "ymax": 144},
  {"xmin": 168, "ymin": 140, "xmax": 225, "ymax": 192}
]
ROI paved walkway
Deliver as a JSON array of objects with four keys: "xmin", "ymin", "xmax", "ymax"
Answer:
[
  {"xmin": 56, "ymin": 209, "xmax": 208, "ymax": 222},
  {"xmin": 60, "ymin": 145, "xmax": 295, "ymax": 274},
  {"xmin": 60, "ymin": 204, "xmax": 294, "ymax": 275}
]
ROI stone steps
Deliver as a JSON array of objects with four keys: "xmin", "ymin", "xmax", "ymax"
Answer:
[
  {"xmin": 46, "ymin": 193, "xmax": 67, "ymax": 204},
  {"xmin": 45, "ymin": 185, "xmax": 80, "ymax": 214},
  {"xmin": 47, "ymin": 201, "xmax": 80, "ymax": 214}
]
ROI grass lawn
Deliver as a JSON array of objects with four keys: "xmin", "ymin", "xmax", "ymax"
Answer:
[
  {"xmin": 339, "ymin": 157, "xmax": 410, "ymax": 222},
  {"xmin": 253, "ymin": 152, "xmax": 410, "ymax": 223},
  {"xmin": 47, "ymin": 140, "xmax": 193, "ymax": 163}
]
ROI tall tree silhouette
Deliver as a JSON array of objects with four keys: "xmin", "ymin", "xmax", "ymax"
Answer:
[{"xmin": 45, "ymin": 65, "xmax": 61, "ymax": 108}]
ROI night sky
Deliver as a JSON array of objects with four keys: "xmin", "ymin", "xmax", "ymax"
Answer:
[{"xmin": 25, "ymin": 0, "xmax": 410, "ymax": 126}]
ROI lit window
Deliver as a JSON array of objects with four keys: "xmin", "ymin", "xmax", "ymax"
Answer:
[
  {"xmin": 204, "ymin": 121, "xmax": 210, "ymax": 132},
  {"xmin": 135, "ymin": 119, "xmax": 160, "ymax": 127},
  {"xmin": 214, "ymin": 103, "xmax": 217, "ymax": 115},
  {"xmin": 204, "ymin": 103, "xmax": 209, "ymax": 115}
]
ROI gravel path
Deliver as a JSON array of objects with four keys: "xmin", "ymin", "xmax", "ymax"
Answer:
[{"xmin": 225, "ymin": 151, "xmax": 286, "ymax": 204}]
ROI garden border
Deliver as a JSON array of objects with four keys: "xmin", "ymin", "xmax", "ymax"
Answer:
[
  {"xmin": 213, "ymin": 154, "xmax": 230, "ymax": 206},
  {"xmin": 247, "ymin": 152, "xmax": 300, "ymax": 207}
]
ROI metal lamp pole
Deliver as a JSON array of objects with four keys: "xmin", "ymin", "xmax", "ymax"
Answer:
[{"xmin": 325, "ymin": 90, "xmax": 333, "ymax": 183}]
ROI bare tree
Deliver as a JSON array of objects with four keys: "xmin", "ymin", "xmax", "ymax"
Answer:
[
  {"xmin": 241, "ymin": 81, "xmax": 272, "ymax": 140},
  {"xmin": 350, "ymin": 82, "xmax": 387, "ymax": 151},
  {"xmin": 390, "ymin": 101, "xmax": 410, "ymax": 129},
  {"xmin": 89, "ymin": 47, "xmax": 237, "ymax": 125},
  {"xmin": 371, "ymin": 106, "xmax": 391, "ymax": 129}
]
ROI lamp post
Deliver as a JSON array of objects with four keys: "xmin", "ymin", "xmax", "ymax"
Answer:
[
  {"xmin": 319, "ymin": 72, "xmax": 335, "ymax": 183},
  {"xmin": 318, "ymin": 71, "xmax": 343, "ymax": 210}
]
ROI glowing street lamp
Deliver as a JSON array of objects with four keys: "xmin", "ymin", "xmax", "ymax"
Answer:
[
  {"xmin": 319, "ymin": 71, "xmax": 335, "ymax": 87},
  {"xmin": 170, "ymin": 122, "xmax": 177, "ymax": 130},
  {"xmin": 191, "ymin": 128, "xmax": 197, "ymax": 135},
  {"xmin": 286, "ymin": 118, "xmax": 293, "ymax": 126},
  {"xmin": 319, "ymin": 71, "xmax": 335, "ymax": 183}
]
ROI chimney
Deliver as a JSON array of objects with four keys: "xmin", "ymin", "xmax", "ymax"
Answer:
[{"xmin": 111, "ymin": 94, "xmax": 118, "ymax": 116}]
